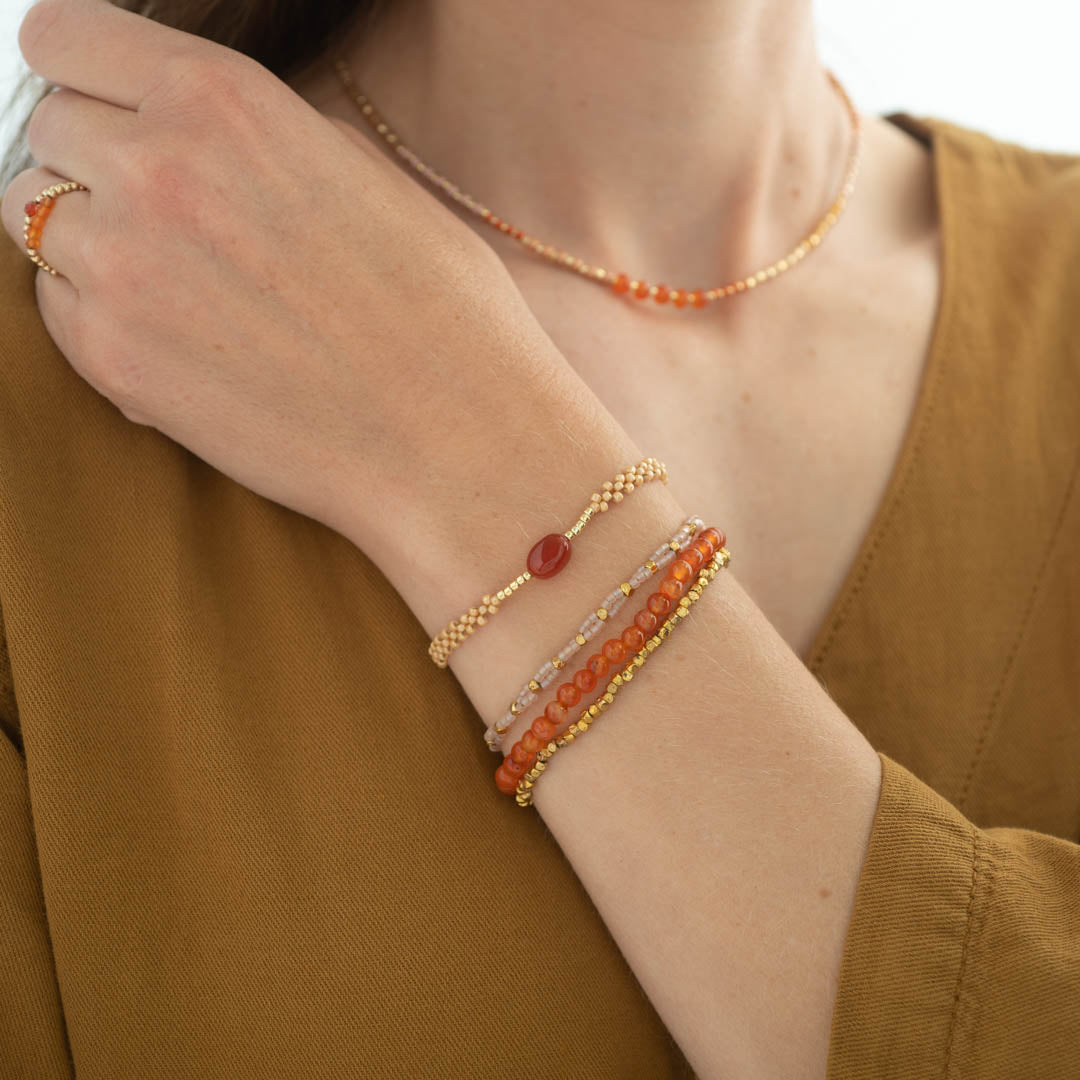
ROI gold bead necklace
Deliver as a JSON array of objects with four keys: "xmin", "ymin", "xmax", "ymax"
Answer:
[{"xmin": 331, "ymin": 58, "xmax": 862, "ymax": 309}]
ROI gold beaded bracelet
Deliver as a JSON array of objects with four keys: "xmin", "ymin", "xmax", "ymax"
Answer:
[
  {"xmin": 515, "ymin": 548, "xmax": 729, "ymax": 807},
  {"xmin": 428, "ymin": 456, "xmax": 668, "ymax": 668}
]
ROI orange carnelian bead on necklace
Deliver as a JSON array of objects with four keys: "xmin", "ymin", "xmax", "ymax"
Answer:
[{"xmin": 332, "ymin": 58, "xmax": 863, "ymax": 309}]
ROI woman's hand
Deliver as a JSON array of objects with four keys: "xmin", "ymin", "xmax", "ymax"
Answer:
[{"xmin": 0, "ymin": 0, "xmax": 584, "ymax": 567}]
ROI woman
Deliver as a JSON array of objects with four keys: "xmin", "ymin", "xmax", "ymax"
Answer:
[{"xmin": 0, "ymin": 0, "xmax": 1076, "ymax": 1076}]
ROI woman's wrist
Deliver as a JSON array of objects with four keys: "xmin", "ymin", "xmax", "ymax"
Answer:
[{"xmin": 391, "ymin": 447, "xmax": 693, "ymax": 740}]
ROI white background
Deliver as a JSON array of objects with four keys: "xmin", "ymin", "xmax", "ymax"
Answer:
[{"xmin": 1, "ymin": 0, "xmax": 1078, "ymax": 155}]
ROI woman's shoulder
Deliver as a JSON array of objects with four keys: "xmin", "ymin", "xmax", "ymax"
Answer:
[
  {"xmin": 893, "ymin": 111, "xmax": 1080, "ymax": 196},
  {"xmin": 894, "ymin": 112, "xmax": 1079, "ymax": 385},
  {"xmin": 894, "ymin": 112, "xmax": 1080, "ymax": 259}
]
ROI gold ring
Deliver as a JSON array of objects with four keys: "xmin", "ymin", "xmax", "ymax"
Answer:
[{"xmin": 23, "ymin": 180, "xmax": 90, "ymax": 277}]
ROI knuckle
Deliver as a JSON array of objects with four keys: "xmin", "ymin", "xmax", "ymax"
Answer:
[
  {"xmin": 24, "ymin": 90, "xmax": 51, "ymax": 152},
  {"xmin": 24, "ymin": 85, "xmax": 72, "ymax": 156},
  {"xmin": 150, "ymin": 50, "xmax": 261, "ymax": 124}
]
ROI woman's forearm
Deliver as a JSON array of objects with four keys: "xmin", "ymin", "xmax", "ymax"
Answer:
[
  {"xmin": 531, "ymin": 538, "xmax": 881, "ymax": 1079},
  {"xmin": 373, "ymin": 412, "xmax": 882, "ymax": 1079}
]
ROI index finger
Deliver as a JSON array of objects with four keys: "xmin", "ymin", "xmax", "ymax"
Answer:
[{"xmin": 18, "ymin": 0, "xmax": 229, "ymax": 111}]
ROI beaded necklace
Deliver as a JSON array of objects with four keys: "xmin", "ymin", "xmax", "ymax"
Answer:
[{"xmin": 332, "ymin": 58, "xmax": 863, "ymax": 310}]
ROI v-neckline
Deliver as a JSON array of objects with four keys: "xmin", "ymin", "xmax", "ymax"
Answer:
[{"xmin": 800, "ymin": 112, "xmax": 961, "ymax": 674}]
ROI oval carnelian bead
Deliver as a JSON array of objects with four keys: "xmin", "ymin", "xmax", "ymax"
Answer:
[
  {"xmin": 654, "ymin": 284, "xmax": 670, "ymax": 304},
  {"xmin": 495, "ymin": 764, "xmax": 519, "ymax": 794},
  {"xmin": 510, "ymin": 742, "xmax": 533, "ymax": 765},
  {"xmin": 503, "ymin": 755, "xmax": 527, "ymax": 779},
  {"xmin": 613, "ymin": 272, "xmax": 630, "ymax": 294},
  {"xmin": 690, "ymin": 291, "xmax": 707, "ymax": 308},
  {"xmin": 634, "ymin": 608, "xmax": 659, "ymax": 635},
  {"xmin": 633, "ymin": 281, "xmax": 650, "ymax": 299},
  {"xmin": 671, "ymin": 289, "xmax": 687, "ymax": 308},
  {"xmin": 621, "ymin": 625, "xmax": 646, "ymax": 652},
  {"xmin": 527, "ymin": 533, "xmax": 572, "ymax": 578}
]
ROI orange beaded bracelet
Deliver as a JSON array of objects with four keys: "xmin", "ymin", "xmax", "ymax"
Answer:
[
  {"xmin": 484, "ymin": 516, "xmax": 704, "ymax": 750},
  {"xmin": 493, "ymin": 525, "xmax": 727, "ymax": 797},
  {"xmin": 514, "ymin": 546, "xmax": 728, "ymax": 806}
]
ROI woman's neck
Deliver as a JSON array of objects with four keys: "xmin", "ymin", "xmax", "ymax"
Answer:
[{"xmin": 293, "ymin": 0, "xmax": 854, "ymax": 285}]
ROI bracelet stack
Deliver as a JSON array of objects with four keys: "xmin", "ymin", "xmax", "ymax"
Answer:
[
  {"xmin": 483, "ymin": 515, "xmax": 705, "ymax": 750},
  {"xmin": 514, "ymin": 548, "xmax": 728, "ymax": 806},
  {"xmin": 494, "ymin": 526, "xmax": 727, "ymax": 803},
  {"xmin": 427, "ymin": 456, "xmax": 730, "ymax": 809}
]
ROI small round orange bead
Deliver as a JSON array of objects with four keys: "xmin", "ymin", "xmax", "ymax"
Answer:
[
  {"xmin": 659, "ymin": 575, "xmax": 685, "ymax": 600},
  {"xmin": 647, "ymin": 592, "xmax": 672, "ymax": 617},
  {"xmin": 532, "ymin": 716, "xmax": 557, "ymax": 742},
  {"xmin": 700, "ymin": 526, "xmax": 725, "ymax": 550},
  {"xmin": 586, "ymin": 653, "xmax": 610, "ymax": 679},
  {"xmin": 521, "ymin": 730, "xmax": 543, "ymax": 754},
  {"xmin": 503, "ymin": 755, "xmax": 527, "ymax": 779},
  {"xmin": 573, "ymin": 667, "xmax": 598, "ymax": 694},
  {"xmin": 495, "ymin": 764, "xmax": 519, "ymax": 794},
  {"xmin": 670, "ymin": 558, "xmax": 694, "ymax": 582},
  {"xmin": 557, "ymin": 682, "xmax": 581, "ymax": 708},
  {"xmin": 682, "ymin": 545, "xmax": 705, "ymax": 573},
  {"xmin": 544, "ymin": 701, "xmax": 567, "ymax": 725},
  {"xmin": 690, "ymin": 536, "xmax": 716, "ymax": 562},
  {"xmin": 602, "ymin": 638, "xmax": 627, "ymax": 665}
]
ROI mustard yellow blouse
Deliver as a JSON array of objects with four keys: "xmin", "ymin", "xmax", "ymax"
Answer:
[{"xmin": 0, "ymin": 112, "xmax": 1077, "ymax": 1077}]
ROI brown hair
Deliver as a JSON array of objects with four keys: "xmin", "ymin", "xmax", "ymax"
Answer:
[{"xmin": 1, "ymin": 0, "xmax": 387, "ymax": 191}]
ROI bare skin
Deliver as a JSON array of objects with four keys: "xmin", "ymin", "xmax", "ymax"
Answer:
[{"xmin": 288, "ymin": 0, "xmax": 942, "ymax": 662}]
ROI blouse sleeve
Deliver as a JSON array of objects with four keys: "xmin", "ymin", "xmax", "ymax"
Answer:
[
  {"xmin": 0, "ymin": 616, "xmax": 73, "ymax": 1077},
  {"xmin": 826, "ymin": 751, "xmax": 1080, "ymax": 1078}
]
